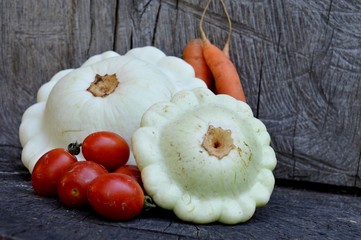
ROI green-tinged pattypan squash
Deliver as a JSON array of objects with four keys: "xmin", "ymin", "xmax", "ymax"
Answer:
[
  {"xmin": 132, "ymin": 88, "xmax": 277, "ymax": 225},
  {"xmin": 19, "ymin": 46, "xmax": 206, "ymax": 173}
]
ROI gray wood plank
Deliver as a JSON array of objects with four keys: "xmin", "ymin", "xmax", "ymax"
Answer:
[
  {"xmin": 0, "ymin": 0, "xmax": 116, "ymax": 154},
  {"xmin": 0, "ymin": 0, "xmax": 360, "ymax": 187},
  {"xmin": 1, "ymin": 169, "xmax": 360, "ymax": 239},
  {"xmin": 128, "ymin": 0, "xmax": 361, "ymax": 187}
]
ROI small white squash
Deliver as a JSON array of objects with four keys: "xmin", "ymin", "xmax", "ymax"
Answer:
[
  {"xmin": 19, "ymin": 46, "xmax": 206, "ymax": 173},
  {"xmin": 132, "ymin": 88, "xmax": 277, "ymax": 224}
]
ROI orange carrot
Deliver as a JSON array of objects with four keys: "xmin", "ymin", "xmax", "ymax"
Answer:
[
  {"xmin": 182, "ymin": 38, "xmax": 213, "ymax": 89},
  {"xmin": 202, "ymin": 38, "xmax": 246, "ymax": 102},
  {"xmin": 200, "ymin": 0, "xmax": 246, "ymax": 102}
]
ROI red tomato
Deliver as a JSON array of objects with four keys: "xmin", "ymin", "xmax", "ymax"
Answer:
[
  {"xmin": 87, "ymin": 173, "xmax": 144, "ymax": 221},
  {"xmin": 114, "ymin": 165, "xmax": 143, "ymax": 188},
  {"xmin": 31, "ymin": 148, "xmax": 77, "ymax": 197},
  {"xmin": 57, "ymin": 161, "xmax": 108, "ymax": 208},
  {"xmin": 82, "ymin": 131, "xmax": 130, "ymax": 171}
]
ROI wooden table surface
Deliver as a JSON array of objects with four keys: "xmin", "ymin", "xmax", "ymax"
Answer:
[{"xmin": 1, "ymin": 159, "xmax": 360, "ymax": 239}]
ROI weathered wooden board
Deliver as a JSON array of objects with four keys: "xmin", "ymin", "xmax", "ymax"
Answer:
[
  {"xmin": 0, "ymin": 0, "xmax": 360, "ymax": 190},
  {"xmin": 1, "ymin": 166, "xmax": 360, "ymax": 239}
]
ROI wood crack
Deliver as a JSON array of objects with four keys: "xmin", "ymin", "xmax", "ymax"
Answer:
[
  {"xmin": 355, "ymin": 146, "xmax": 361, "ymax": 188},
  {"xmin": 139, "ymin": 0, "xmax": 153, "ymax": 18},
  {"xmin": 326, "ymin": 0, "xmax": 333, "ymax": 25},
  {"xmin": 256, "ymin": 59, "xmax": 263, "ymax": 119},
  {"xmin": 151, "ymin": 2, "xmax": 161, "ymax": 46},
  {"xmin": 112, "ymin": 0, "xmax": 120, "ymax": 51}
]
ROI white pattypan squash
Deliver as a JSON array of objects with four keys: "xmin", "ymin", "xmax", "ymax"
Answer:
[
  {"xmin": 132, "ymin": 88, "xmax": 277, "ymax": 225},
  {"xmin": 19, "ymin": 46, "xmax": 206, "ymax": 173}
]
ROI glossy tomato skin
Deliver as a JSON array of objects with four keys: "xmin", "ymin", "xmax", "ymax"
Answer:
[
  {"xmin": 114, "ymin": 165, "xmax": 143, "ymax": 188},
  {"xmin": 57, "ymin": 161, "xmax": 108, "ymax": 208},
  {"xmin": 87, "ymin": 173, "xmax": 144, "ymax": 221},
  {"xmin": 82, "ymin": 131, "xmax": 130, "ymax": 171},
  {"xmin": 31, "ymin": 148, "xmax": 77, "ymax": 197}
]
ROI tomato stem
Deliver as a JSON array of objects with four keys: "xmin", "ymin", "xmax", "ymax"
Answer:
[
  {"xmin": 143, "ymin": 195, "xmax": 157, "ymax": 211},
  {"xmin": 67, "ymin": 141, "xmax": 82, "ymax": 156}
]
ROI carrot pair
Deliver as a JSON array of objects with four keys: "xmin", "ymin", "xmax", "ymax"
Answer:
[
  {"xmin": 182, "ymin": 38, "xmax": 213, "ymax": 89},
  {"xmin": 182, "ymin": 0, "xmax": 246, "ymax": 102}
]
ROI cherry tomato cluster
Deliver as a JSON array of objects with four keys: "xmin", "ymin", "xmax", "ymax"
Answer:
[{"xmin": 31, "ymin": 131, "xmax": 146, "ymax": 221}]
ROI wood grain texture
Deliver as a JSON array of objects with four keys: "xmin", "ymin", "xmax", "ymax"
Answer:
[
  {"xmin": 0, "ymin": 0, "xmax": 360, "ymax": 188},
  {"xmin": 113, "ymin": 0, "xmax": 361, "ymax": 187},
  {"xmin": 0, "ymin": 0, "xmax": 116, "ymax": 145},
  {"xmin": 0, "ymin": 170, "xmax": 360, "ymax": 239}
]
